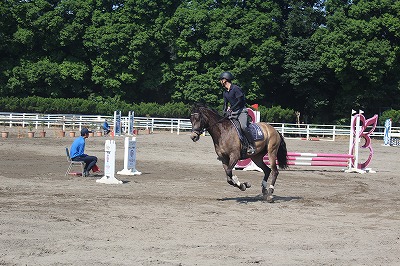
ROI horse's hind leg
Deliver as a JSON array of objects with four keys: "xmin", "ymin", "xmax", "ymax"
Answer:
[
  {"xmin": 265, "ymin": 154, "xmax": 280, "ymax": 202},
  {"xmin": 252, "ymin": 153, "xmax": 278, "ymax": 203}
]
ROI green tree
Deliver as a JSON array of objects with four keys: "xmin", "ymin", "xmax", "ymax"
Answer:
[
  {"xmin": 83, "ymin": 0, "xmax": 180, "ymax": 103},
  {"xmin": 281, "ymin": 0, "xmax": 336, "ymax": 123},
  {"xmin": 315, "ymin": 0, "xmax": 400, "ymax": 119},
  {"xmin": 2, "ymin": 0, "xmax": 400, "ymax": 124},
  {"xmin": 2, "ymin": 0, "xmax": 92, "ymax": 98},
  {"xmin": 0, "ymin": 0, "xmax": 20, "ymax": 94},
  {"xmin": 164, "ymin": 0, "xmax": 284, "ymax": 108}
]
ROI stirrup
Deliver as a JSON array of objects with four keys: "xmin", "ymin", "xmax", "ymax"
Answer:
[{"xmin": 247, "ymin": 146, "xmax": 255, "ymax": 155}]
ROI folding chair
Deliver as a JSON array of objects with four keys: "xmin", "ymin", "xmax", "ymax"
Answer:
[{"xmin": 65, "ymin": 147, "xmax": 85, "ymax": 176}]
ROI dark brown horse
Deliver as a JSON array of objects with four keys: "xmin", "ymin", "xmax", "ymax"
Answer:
[{"xmin": 190, "ymin": 103, "xmax": 288, "ymax": 202}]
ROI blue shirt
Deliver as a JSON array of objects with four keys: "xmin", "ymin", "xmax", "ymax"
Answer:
[
  {"xmin": 103, "ymin": 122, "xmax": 109, "ymax": 130},
  {"xmin": 70, "ymin": 136, "xmax": 87, "ymax": 159}
]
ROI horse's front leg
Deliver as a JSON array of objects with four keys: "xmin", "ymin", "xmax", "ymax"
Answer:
[{"xmin": 222, "ymin": 161, "xmax": 251, "ymax": 191}]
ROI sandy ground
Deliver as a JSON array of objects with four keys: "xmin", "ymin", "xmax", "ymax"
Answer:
[{"xmin": 0, "ymin": 129, "xmax": 399, "ymax": 266}]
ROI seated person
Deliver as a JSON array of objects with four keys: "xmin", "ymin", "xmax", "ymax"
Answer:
[
  {"xmin": 70, "ymin": 128, "xmax": 98, "ymax": 177},
  {"xmin": 102, "ymin": 120, "xmax": 110, "ymax": 135}
]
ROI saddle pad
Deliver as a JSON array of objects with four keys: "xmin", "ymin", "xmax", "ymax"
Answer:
[
  {"xmin": 249, "ymin": 123, "xmax": 264, "ymax": 141},
  {"xmin": 230, "ymin": 120, "xmax": 264, "ymax": 142}
]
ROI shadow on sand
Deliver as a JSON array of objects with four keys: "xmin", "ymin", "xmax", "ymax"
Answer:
[{"xmin": 218, "ymin": 194, "xmax": 302, "ymax": 204}]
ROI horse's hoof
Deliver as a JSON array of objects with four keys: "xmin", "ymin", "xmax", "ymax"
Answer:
[
  {"xmin": 262, "ymin": 195, "xmax": 274, "ymax": 203},
  {"xmin": 267, "ymin": 196, "xmax": 274, "ymax": 203},
  {"xmin": 239, "ymin": 183, "xmax": 247, "ymax": 191},
  {"xmin": 244, "ymin": 182, "xmax": 251, "ymax": 188},
  {"xmin": 262, "ymin": 187, "xmax": 267, "ymax": 195},
  {"xmin": 262, "ymin": 192, "xmax": 274, "ymax": 203}
]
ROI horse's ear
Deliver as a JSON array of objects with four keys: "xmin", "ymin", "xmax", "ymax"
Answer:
[
  {"xmin": 191, "ymin": 103, "xmax": 199, "ymax": 113},
  {"xmin": 192, "ymin": 102, "xmax": 205, "ymax": 112}
]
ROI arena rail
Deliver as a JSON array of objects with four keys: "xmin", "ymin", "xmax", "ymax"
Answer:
[
  {"xmin": 0, "ymin": 111, "xmax": 389, "ymax": 138},
  {"xmin": 0, "ymin": 112, "xmax": 192, "ymax": 134}
]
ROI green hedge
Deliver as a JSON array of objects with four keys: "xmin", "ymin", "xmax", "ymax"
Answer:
[
  {"xmin": 0, "ymin": 96, "xmax": 296, "ymax": 122},
  {"xmin": 0, "ymin": 96, "xmax": 192, "ymax": 118},
  {"xmin": 258, "ymin": 105, "xmax": 296, "ymax": 123},
  {"xmin": 380, "ymin": 109, "xmax": 400, "ymax": 127}
]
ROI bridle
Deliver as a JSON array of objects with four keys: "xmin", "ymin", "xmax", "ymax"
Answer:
[{"xmin": 190, "ymin": 112, "xmax": 205, "ymax": 136}]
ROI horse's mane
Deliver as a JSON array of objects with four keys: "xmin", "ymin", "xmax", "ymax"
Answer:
[{"xmin": 192, "ymin": 103, "xmax": 223, "ymax": 119}]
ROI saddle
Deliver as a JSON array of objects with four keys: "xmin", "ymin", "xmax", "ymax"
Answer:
[{"xmin": 230, "ymin": 119, "xmax": 264, "ymax": 158}]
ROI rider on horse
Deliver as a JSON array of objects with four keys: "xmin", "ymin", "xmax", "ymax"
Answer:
[{"xmin": 219, "ymin": 71, "xmax": 255, "ymax": 155}]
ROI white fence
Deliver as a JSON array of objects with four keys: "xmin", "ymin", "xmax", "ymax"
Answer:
[
  {"xmin": 0, "ymin": 112, "xmax": 192, "ymax": 134},
  {"xmin": 0, "ymin": 111, "xmax": 389, "ymax": 139},
  {"xmin": 269, "ymin": 122, "xmax": 387, "ymax": 141}
]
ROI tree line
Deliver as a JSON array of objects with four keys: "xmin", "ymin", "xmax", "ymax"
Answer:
[{"xmin": 0, "ymin": 0, "xmax": 399, "ymax": 123}]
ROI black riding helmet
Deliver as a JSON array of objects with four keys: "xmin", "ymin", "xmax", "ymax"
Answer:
[{"xmin": 219, "ymin": 71, "xmax": 234, "ymax": 81}]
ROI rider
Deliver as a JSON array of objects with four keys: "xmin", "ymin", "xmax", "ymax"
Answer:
[
  {"xmin": 219, "ymin": 71, "xmax": 255, "ymax": 155},
  {"xmin": 102, "ymin": 119, "xmax": 110, "ymax": 135}
]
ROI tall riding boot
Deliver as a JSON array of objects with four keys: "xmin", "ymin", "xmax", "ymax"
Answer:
[{"xmin": 244, "ymin": 128, "xmax": 256, "ymax": 155}]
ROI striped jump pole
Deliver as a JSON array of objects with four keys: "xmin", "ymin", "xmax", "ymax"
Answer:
[
  {"xmin": 236, "ymin": 110, "xmax": 378, "ymax": 173},
  {"xmin": 264, "ymin": 152, "xmax": 354, "ymax": 167},
  {"xmin": 286, "ymin": 152, "xmax": 353, "ymax": 158}
]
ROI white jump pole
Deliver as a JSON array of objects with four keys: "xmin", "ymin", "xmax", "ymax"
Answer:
[
  {"xmin": 128, "ymin": 111, "xmax": 134, "ymax": 136},
  {"xmin": 345, "ymin": 110, "xmax": 369, "ymax": 174},
  {"xmin": 354, "ymin": 111, "xmax": 362, "ymax": 168},
  {"xmin": 96, "ymin": 139, "xmax": 123, "ymax": 184},
  {"xmin": 114, "ymin": 110, "xmax": 122, "ymax": 136},
  {"xmin": 117, "ymin": 137, "xmax": 142, "ymax": 176},
  {"xmin": 348, "ymin": 109, "xmax": 357, "ymax": 166},
  {"xmin": 383, "ymin": 118, "xmax": 391, "ymax": 146}
]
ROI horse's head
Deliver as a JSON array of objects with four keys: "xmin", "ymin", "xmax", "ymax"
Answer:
[
  {"xmin": 190, "ymin": 103, "xmax": 209, "ymax": 142},
  {"xmin": 190, "ymin": 103, "xmax": 223, "ymax": 142},
  {"xmin": 190, "ymin": 110, "xmax": 204, "ymax": 142}
]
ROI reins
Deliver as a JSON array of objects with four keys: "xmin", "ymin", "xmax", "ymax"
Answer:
[{"xmin": 206, "ymin": 116, "xmax": 227, "ymax": 130}]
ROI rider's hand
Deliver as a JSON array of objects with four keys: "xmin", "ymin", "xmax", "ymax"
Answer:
[{"xmin": 224, "ymin": 109, "xmax": 232, "ymax": 117}]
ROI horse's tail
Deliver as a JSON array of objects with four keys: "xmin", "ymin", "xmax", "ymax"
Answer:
[{"xmin": 277, "ymin": 132, "xmax": 288, "ymax": 169}]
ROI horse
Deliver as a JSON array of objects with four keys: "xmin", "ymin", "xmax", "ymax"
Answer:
[{"xmin": 190, "ymin": 103, "xmax": 288, "ymax": 202}]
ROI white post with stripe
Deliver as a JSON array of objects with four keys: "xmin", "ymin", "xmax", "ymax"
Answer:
[
  {"xmin": 117, "ymin": 137, "xmax": 142, "ymax": 176},
  {"xmin": 383, "ymin": 118, "xmax": 391, "ymax": 146},
  {"xmin": 96, "ymin": 140, "xmax": 123, "ymax": 184}
]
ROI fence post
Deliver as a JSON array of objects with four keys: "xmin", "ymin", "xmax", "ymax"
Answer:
[
  {"xmin": 333, "ymin": 125, "xmax": 336, "ymax": 141},
  {"xmin": 35, "ymin": 114, "xmax": 39, "ymax": 129},
  {"xmin": 79, "ymin": 116, "xmax": 83, "ymax": 131},
  {"xmin": 62, "ymin": 116, "xmax": 66, "ymax": 131}
]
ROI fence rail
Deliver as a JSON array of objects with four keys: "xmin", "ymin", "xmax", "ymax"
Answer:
[
  {"xmin": 0, "ymin": 112, "xmax": 389, "ymax": 140},
  {"xmin": 0, "ymin": 112, "xmax": 193, "ymax": 134}
]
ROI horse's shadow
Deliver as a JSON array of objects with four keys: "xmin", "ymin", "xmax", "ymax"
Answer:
[{"xmin": 218, "ymin": 194, "xmax": 302, "ymax": 204}]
